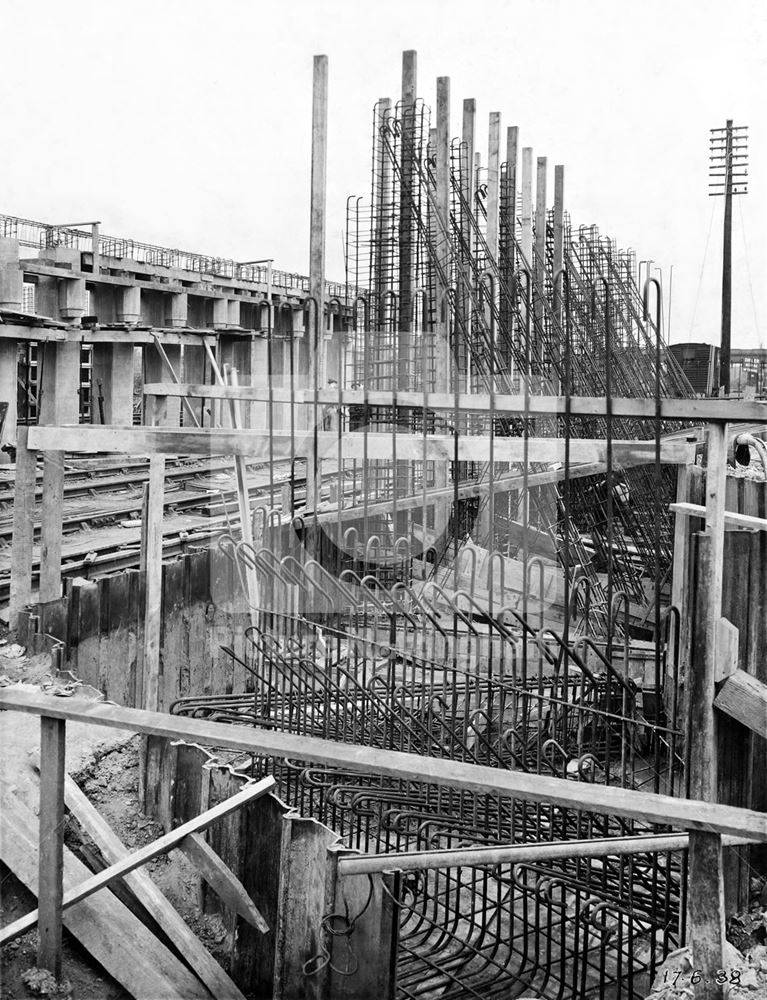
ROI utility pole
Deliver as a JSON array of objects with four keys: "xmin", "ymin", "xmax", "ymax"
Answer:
[{"xmin": 709, "ymin": 120, "xmax": 748, "ymax": 396}]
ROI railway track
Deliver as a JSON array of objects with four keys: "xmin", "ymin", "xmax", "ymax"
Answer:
[{"xmin": 0, "ymin": 454, "xmax": 308, "ymax": 609}]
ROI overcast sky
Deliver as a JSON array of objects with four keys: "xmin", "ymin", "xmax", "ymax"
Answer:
[{"xmin": 2, "ymin": 0, "xmax": 764, "ymax": 348}]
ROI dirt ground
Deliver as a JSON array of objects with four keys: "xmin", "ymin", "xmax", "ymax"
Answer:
[{"xmin": 0, "ymin": 629, "xmax": 230, "ymax": 999}]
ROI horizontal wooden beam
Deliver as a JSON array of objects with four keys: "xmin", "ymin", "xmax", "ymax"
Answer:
[
  {"xmin": 178, "ymin": 832, "xmax": 269, "ymax": 933},
  {"xmin": 26, "ymin": 424, "xmax": 695, "ymax": 465},
  {"xmin": 2, "ymin": 689, "xmax": 766, "ymax": 842},
  {"xmin": 1, "ymin": 324, "xmax": 217, "ymax": 347},
  {"xmin": 55, "ymin": 768, "xmax": 248, "ymax": 1000},
  {"xmin": 714, "ymin": 670, "xmax": 767, "ymax": 737},
  {"xmin": 307, "ymin": 460, "xmax": 617, "ymax": 525},
  {"xmin": 142, "ymin": 381, "xmax": 767, "ymax": 423},
  {"xmin": 0, "ymin": 773, "xmax": 275, "ymax": 944},
  {"xmin": 670, "ymin": 501, "xmax": 767, "ymax": 532}
]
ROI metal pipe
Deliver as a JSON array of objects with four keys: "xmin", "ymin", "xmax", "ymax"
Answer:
[{"xmin": 338, "ymin": 833, "xmax": 749, "ymax": 876}]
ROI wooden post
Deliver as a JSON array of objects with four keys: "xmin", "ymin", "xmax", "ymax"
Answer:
[
  {"xmin": 9, "ymin": 426, "xmax": 35, "ymax": 627},
  {"xmin": 705, "ymin": 423, "xmax": 728, "ymax": 681},
  {"xmin": 142, "ymin": 455, "xmax": 165, "ymax": 712},
  {"xmin": 39, "ymin": 452, "xmax": 65, "ymax": 603},
  {"xmin": 307, "ymin": 54, "xmax": 328, "ymax": 512},
  {"xmin": 38, "ymin": 715, "xmax": 66, "ymax": 978},
  {"xmin": 687, "ymin": 529, "xmax": 726, "ymax": 999}
]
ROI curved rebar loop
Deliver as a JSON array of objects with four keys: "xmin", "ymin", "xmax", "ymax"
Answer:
[
  {"xmin": 342, "ymin": 526, "xmax": 359, "ymax": 554},
  {"xmin": 338, "ymin": 569, "xmax": 392, "ymax": 621},
  {"xmin": 452, "ymin": 590, "xmax": 519, "ymax": 646},
  {"xmin": 534, "ymin": 627, "xmax": 577, "ymax": 678},
  {"xmin": 455, "ymin": 544, "xmax": 477, "ymax": 597},
  {"xmin": 364, "ymin": 534, "xmax": 382, "ymax": 566},
  {"xmin": 351, "ymin": 294, "xmax": 369, "ymax": 334},
  {"xmin": 570, "ymin": 636, "xmax": 636, "ymax": 696},
  {"xmin": 478, "ymin": 270, "xmax": 497, "ymax": 338},
  {"xmin": 526, "ymin": 556, "xmax": 547, "ymax": 637},
  {"xmin": 567, "ymin": 573, "xmax": 592, "ymax": 638},
  {"xmin": 393, "ymin": 535, "xmax": 411, "ymax": 565},
  {"xmin": 327, "ymin": 296, "xmax": 344, "ymax": 338},
  {"xmin": 387, "ymin": 583, "xmax": 422, "ymax": 631},
  {"xmin": 274, "ymin": 553, "xmax": 312, "ymax": 592},
  {"xmin": 301, "ymin": 558, "xmax": 359, "ymax": 611},
  {"xmin": 574, "ymin": 752, "xmax": 603, "ymax": 781},
  {"xmin": 421, "ymin": 581, "xmax": 475, "ymax": 635},
  {"xmin": 393, "ymin": 582, "xmax": 449, "ymax": 640},
  {"xmin": 500, "ymin": 727, "xmax": 532, "ymax": 769},
  {"xmin": 486, "ymin": 550, "xmax": 506, "ymax": 617},
  {"xmin": 541, "ymin": 737, "xmax": 569, "ymax": 771}
]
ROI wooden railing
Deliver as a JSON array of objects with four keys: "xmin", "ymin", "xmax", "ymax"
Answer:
[{"xmin": 1, "ymin": 686, "xmax": 765, "ymax": 996}]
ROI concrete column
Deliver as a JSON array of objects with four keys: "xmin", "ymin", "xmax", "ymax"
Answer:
[
  {"xmin": 143, "ymin": 344, "xmax": 181, "ymax": 426},
  {"xmin": 91, "ymin": 344, "xmax": 135, "ymax": 424},
  {"xmin": 118, "ymin": 286, "xmax": 141, "ymax": 324},
  {"xmin": 487, "ymin": 112, "xmax": 501, "ymax": 260},
  {"xmin": 39, "ymin": 342, "xmax": 81, "ymax": 425},
  {"xmin": 251, "ymin": 337, "xmax": 269, "ymax": 431},
  {"xmin": 0, "ymin": 340, "xmax": 19, "ymax": 459},
  {"xmin": 58, "ymin": 277, "xmax": 86, "ymax": 321},
  {"xmin": 168, "ymin": 292, "xmax": 188, "ymax": 328},
  {"xmin": 227, "ymin": 299, "xmax": 241, "ymax": 328},
  {"xmin": 182, "ymin": 343, "xmax": 209, "ymax": 426},
  {"xmin": 0, "ymin": 238, "xmax": 23, "ymax": 310},
  {"xmin": 521, "ymin": 147, "xmax": 533, "ymax": 269},
  {"xmin": 212, "ymin": 298, "xmax": 228, "ymax": 330}
]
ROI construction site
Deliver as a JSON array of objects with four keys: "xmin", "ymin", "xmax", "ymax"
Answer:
[{"xmin": 0, "ymin": 42, "xmax": 766, "ymax": 1000}]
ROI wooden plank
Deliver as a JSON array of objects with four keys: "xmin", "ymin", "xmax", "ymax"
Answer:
[
  {"xmin": 9, "ymin": 425, "xmax": 36, "ymax": 627},
  {"xmin": 25, "ymin": 423, "xmax": 696, "ymax": 465},
  {"xmin": 142, "ymin": 455, "xmax": 164, "ymax": 712},
  {"xmin": 37, "ymin": 717, "xmax": 65, "ymax": 978},
  {"xmin": 39, "ymin": 451, "xmax": 65, "ymax": 602},
  {"xmin": 2, "ymin": 689, "xmax": 766, "ymax": 841},
  {"xmin": 1, "ymin": 321, "xmax": 217, "ymax": 347},
  {"xmin": 716, "ymin": 617, "xmax": 739, "ymax": 679},
  {"xmin": 0, "ymin": 774, "xmax": 276, "ymax": 943},
  {"xmin": 689, "ymin": 533, "xmax": 718, "ymax": 803},
  {"xmin": 177, "ymin": 831, "xmax": 268, "ymax": 933},
  {"xmin": 56, "ymin": 771, "xmax": 248, "ymax": 1000},
  {"xmin": 671, "ymin": 501, "xmax": 767, "ymax": 532},
  {"xmin": 0, "ymin": 787, "xmax": 212, "ymax": 1000},
  {"xmin": 715, "ymin": 669, "xmax": 767, "ymax": 737}
]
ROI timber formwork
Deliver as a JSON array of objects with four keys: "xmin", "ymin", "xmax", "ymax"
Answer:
[{"xmin": 3, "ymin": 49, "xmax": 767, "ymax": 1000}]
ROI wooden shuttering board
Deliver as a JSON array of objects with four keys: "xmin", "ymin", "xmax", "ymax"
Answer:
[{"xmin": 0, "ymin": 786, "xmax": 213, "ymax": 1000}]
